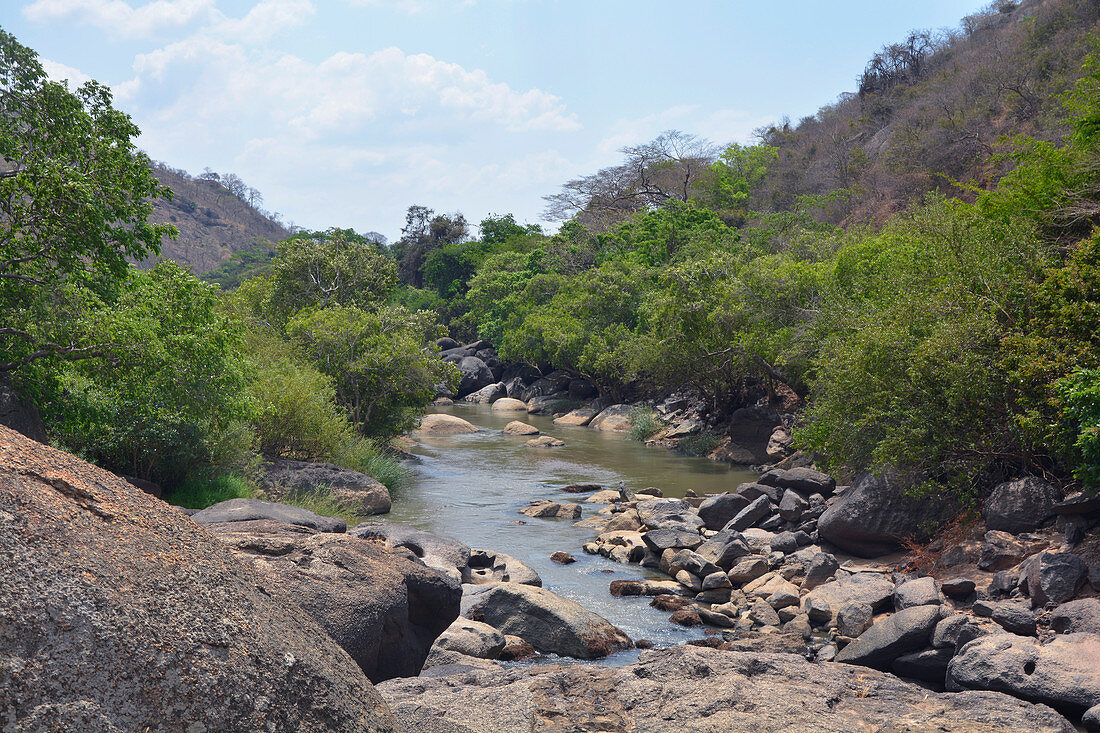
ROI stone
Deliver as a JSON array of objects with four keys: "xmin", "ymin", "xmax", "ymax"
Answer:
[
  {"xmin": 519, "ymin": 500, "xmax": 581, "ymax": 519},
  {"xmin": 603, "ymin": 509, "xmax": 642, "ymax": 532},
  {"xmin": 697, "ymin": 606, "xmax": 736, "ymax": 628},
  {"xmin": 767, "ymin": 426, "xmax": 793, "ymax": 460},
  {"xmin": 837, "ymin": 602, "xmax": 874, "ymax": 638},
  {"xmin": 1050, "ymin": 599, "xmax": 1100, "ymax": 634},
  {"xmin": 641, "ymin": 527, "xmax": 703, "ymax": 552},
  {"xmin": 456, "ymin": 356, "xmax": 494, "ymax": 396},
  {"xmin": 463, "ymin": 549, "xmax": 542, "ymax": 587},
  {"xmin": 463, "ymin": 382, "xmax": 506, "ymax": 404},
  {"xmin": 192, "ymin": 497, "xmax": 346, "ymax": 533},
  {"xmin": 350, "ymin": 523, "xmax": 471, "ymax": 582},
  {"xmin": 465, "ymin": 583, "xmax": 632, "ymax": 660},
  {"xmin": 805, "ymin": 597, "xmax": 833, "ymax": 625},
  {"xmin": 737, "ymin": 481, "xmax": 780, "ymax": 503},
  {"xmin": 949, "ymin": 633, "xmax": 1100, "ymax": 714},
  {"xmin": 894, "ymin": 576, "xmax": 942, "ymax": 610},
  {"xmin": 834, "ymin": 605, "xmax": 942, "ymax": 670},
  {"xmin": 991, "ymin": 570, "xmax": 1019, "ymax": 596},
  {"xmin": 436, "ymin": 336, "xmax": 459, "ymax": 350},
  {"xmin": 259, "ymin": 458, "xmax": 391, "ymax": 516},
  {"xmin": 502, "ymin": 420, "xmax": 539, "ymax": 435},
  {"xmin": 695, "ymin": 531, "xmax": 752, "ymax": 569},
  {"xmin": 651, "ymin": 594, "xmax": 693, "ymax": 611},
  {"xmin": 525, "ymin": 435, "xmax": 565, "ymax": 448},
  {"xmin": 803, "ymin": 572, "xmax": 894, "ymax": 619},
  {"xmin": 702, "ymin": 571, "xmax": 733, "ymax": 591},
  {"xmin": 414, "ymin": 413, "xmax": 481, "ymax": 436},
  {"xmin": 0, "ymin": 426, "xmax": 399, "ymax": 732},
  {"xmin": 778, "ymin": 490, "xmax": 808, "ymax": 521},
  {"xmin": 979, "ymin": 530, "xmax": 1044, "ymax": 572},
  {"xmin": 942, "ymin": 577, "xmax": 977, "ymax": 598},
  {"xmin": 553, "ymin": 408, "xmax": 597, "ymax": 426},
  {"xmin": 588, "ymin": 404, "xmax": 634, "ymax": 432},
  {"xmin": 670, "ymin": 608, "xmax": 703, "ymax": 626},
  {"xmin": 818, "ymin": 471, "xmax": 955, "ymax": 557},
  {"xmin": 724, "ymin": 494, "xmax": 774, "ymax": 532},
  {"xmin": 637, "ymin": 498, "xmax": 704, "ymax": 531},
  {"xmin": 498, "ymin": 635, "xmax": 537, "ymax": 661},
  {"xmin": 431, "ymin": 618, "xmax": 506, "ymax": 659},
  {"xmin": 550, "ymin": 551, "xmax": 576, "ymax": 565},
  {"xmin": 800, "ymin": 552, "xmax": 840, "ymax": 591},
  {"xmin": 770, "ymin": 530, "xmax": 799, "ymax": 554},
  {"xmin": 1026, "ymin": 552, "xmax": 1087, "ymax": 607},
  {"xmin": 764, "ymin": 467, "xmax": 837, "ymax": 497},
  {"xmin": 697, "ymin": 492, "xmax": 752, "ymax": 530},
  {"xmin": 491, "ymin": 397, "xmax": 529, "ymax": 412},
  {"xmin": 668, "ymin": 549, "xmax": 720, "ymax": 578},
  {"xmin": 990, "ymin": 601, "xmax": 1037, "ymax": 636},
  {"xmin": 983, "ymin": 477, "xmax": 1060, "ymax": 534},
  {"xmin": 932, "ymin": 614, "xmax": 971, "ymax": 649},
  {"xmin": 728, "ymin": 556, "xmax": 771, "ymax": 585},
  {"xmin": 892, "ymin": 647, "xmax": 954, "ymax": 683},
  {"xmin": 674, "ymin": 569, "xmax": 703, "ymax": 592},
  {"xmin": 377, "ymin": 645, "xmax": 1074, "ymax": 733},
  {"xmin": 750, "ymin": 598, "xmax": 782, "ymax": 626}
]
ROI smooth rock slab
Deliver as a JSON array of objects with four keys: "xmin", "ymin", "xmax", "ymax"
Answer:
[
  {"xmin": 834, "ymin": 605, "xmax": 942, "ymax": 670},
  {"xmin": 519, "ymin": 500, "xmax": 580, "ymax": 519},
  {"xmin": 192, "ymin": 497, "xmax": 346, "ymax": 533},
  {"xmin": 588, "ymin": 404, "xmax": 634, "ymax": 431},
  {"xmin": 1050, "ymin": 599, "xmax": 1100, "ymax": 634},
  {"xmin": 464, "ymin": 582, "xmax": 632, "ymax": 660},
  {"xmin": 377, "ymin": 645, "xmax": 1075, "ymax": 733},
  {"xmin": 553, "ymin": 408, "xmax": 597, "ymax": 426},
  {"xmin": 431, "ymin": 618, "xmax": 506, "ymax": 659},
  {"xmin": 525, "ymin": 435, "xmax": 565, "ymax": 448}
]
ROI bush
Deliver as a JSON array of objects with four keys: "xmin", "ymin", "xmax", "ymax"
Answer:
[
  {"xmin": 676, "ymin": 431, "xmax": 721, "ymax": 457},
  {"xmin": 628, "ymin": 407, "xmax": 664, "ymax": 441},
  {"xmin": 169, "ymin": 473, "xmax": 256, "ymax": 509}
]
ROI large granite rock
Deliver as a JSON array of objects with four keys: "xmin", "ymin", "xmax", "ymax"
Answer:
[
  {"xmin": 589, "ymin": 404, "xmax": 634, "ymax": 432},
  {"xmin": 818, "ymin": 471, "xmax": 955, "ymax": 557},
  {"xmin": 949, "ymin": 633, "xmax": 1100, "ymax": 715},
  {"xmin": 0, "ymin": 425, "xmax": 398, "ymax": 732},
  {"xmin": 1025, "ymin": 552, "xmax": 1088, "ymax": 607},
  {"xmin": 464, "ymin": 582, "xmax": 632, "ymax": 660},
  {"xmin": 697, "ymin": 492, "xmax": 752, "ymax": 531},
  {"xmin": 834, "ymin": 605, "xmax": 942, "ymax": 669},
  {"xmin": 211, "ymin": 524, "xmax": 461, "ymax": 683},
  {"xmin": 414, "ymin": 413, "xmax": 481, "ymax": 436},
  {"xmin": 377, "ymin": 645, "xmax": 1074, "ymax": 732},
  {"xmin": 803, "ymin": 571, "xmax": 894, "ymax": 620},
  {"xmin": 456, "ymin": 356, "xmax": 494, "ymax": 396},
  {"xmin": 1050, "ymin": 599, "xmax": 1100, "ymax": 634},
  {"xmin": 982, "ymin": 477, "xmax": 1060, "ymax": 534},
  {"xmin": 260, "ymin": 458, "xmax": 391, "ymax": 515},
  {"xmin": 463, "ymin": 382, "xmax": 507, "ymax": 404},
  {"xmin": 350, "ymin": 523, "xmax": 471, "ymax": 582},
  {"xmin": 192, "ymin": 497, "xmax": 347, "ymax": 532}
]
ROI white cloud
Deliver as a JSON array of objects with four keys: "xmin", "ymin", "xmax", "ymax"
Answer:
[
  {"xmin": 41, "ymin": 58, "xmax": 91, "ymax": 86},
  {"xmin": 23, "ymin": 0, "xmax": 215, "ymax": 38},
  {"xmin": 209, "ymin": 0, "xmax": 315, "ymax": 45},
  {"xmin": 342, "ymin": 0, "xmax": 476, "ymax": 13}
]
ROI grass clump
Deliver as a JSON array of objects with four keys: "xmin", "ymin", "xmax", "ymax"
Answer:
[
  {"xmin": 629, "ymin": 406, "xmax": 665, "ymax": 442},
  {"xmin": 330, "ymin": 438, "xmax": 413, "ymax": 492},
  {"xmin": 281, "ymin": 486, "xmax": 366, "ymax": 528},
  {"xmin": 676, "ymin": 431, "xmax": 721, "ymax": 457},
  {"xmin": 169, "ymin": 473, "xmax": 256, "ymax": 509}
]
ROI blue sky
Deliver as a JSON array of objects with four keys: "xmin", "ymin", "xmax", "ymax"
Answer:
[{"xmin": 6, "ymin": 0, "xmax": 990, "ymax": 240}]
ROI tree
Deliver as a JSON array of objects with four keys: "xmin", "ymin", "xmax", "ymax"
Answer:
[
  {"xmin": 393, "ymin": 205, "xmax": 469, "ymax": 287},
  {"xmin": 0, "ymin": 29, "xmax": 174, "ymax": 371}
]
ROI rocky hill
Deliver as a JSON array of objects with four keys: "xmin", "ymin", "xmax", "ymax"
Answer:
[{"xmin": 143, "ymin": 162, "xmax": 291, "ymax": 274}]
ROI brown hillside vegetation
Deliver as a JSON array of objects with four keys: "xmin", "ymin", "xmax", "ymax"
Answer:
[
  {"xmin": 144, "ymin": 162, "xmax": 291, "ymax": 274},
  {"xmin": 755, "ymin": 0, "xmax": 1100, "ymax": 223}
]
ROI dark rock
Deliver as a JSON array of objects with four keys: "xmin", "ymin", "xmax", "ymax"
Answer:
[
  {"xmin": 728, "ymin": 556, "xmax": 771, "ymax": 585},
  {"xmin": 498, "ymin": 636, "xmax": 537, "ymax": 661},
  {"xmin": 836, "ymin": 602, "xmax": 874, "ymax": 638},
  {"xmin": 465, "ymin": 583, "xmax": 632, "ymax": 660},
  {"xmin": 805, "ymin": 597, "xmax": 833, "ymax": 625},
  {"xmin": 749, "ymin": 598, "xmax": 782, "ymax": 626},
  {"xmin": 932, "ymin": 614, "xmax": 971, "ymax": 649},
  {"xmin": 697, "ymin": 606, "xmax": 736, "ymax": 628},
  {"xmin": 834, "ymin": 605, "xmax": 942, "ymax": 670},
  {"xmin": 778, "ymin": 490, "xmax": 808, "ymax": 521},
  {"xmin": 1050, "ymin": 599, "xmax": 1100, "ymax": 634},
  {"xmin": 800, "ymin": 552, "xmax": 840, "ymax": 591},
  {"xmin": 892, "ymin": 647, "xmax": 954, "ymax": 683},
  {"xmin": 770, "ymin": 531, "xmax": 799, "ymax": 554},
  {"xmin": 818, "ymin": 471, "xmax": 955, "ymax": 557},
  {"xmin": 724, "ymin": 494, "xmax": 774, "ymax": 532},
  {"xmin": 942, "ymin": 577, "xmax": 977, "ymax": 599},
  {"xmin": 0, "ymin": 426, "xmax": 398, "ymax": 732},
  {"xmin": 670, "ymin": 608, "xmax": 703, "ymax": 626},
  {"xmin": 983, "ymin": 477, "xmax": 1060, "ymax": 534},
  {"xmin": 894, "ymin": 576, "xmax": 942, "ymax": 610},
  {"xmin": 377, "ymin": 645, "xmax": 1076, "ymax": 733},
  {"xmin": 568, "ymin": 378, "xmax": 598, "ymax": 400},
  {"xmin": 1026, "ymin": 552, "xmax": 1088, "ymax": 607},
  {"xmin": 430, "ymin": 618, "xmax": 505, "ymax": 660},
  {"xmin": 737, "ymin": 481, "xmax": 779, "ymax": 503},
  {"xmin": 123, "ymin": 475, "xmax": 162, "ymax": 498},
  {"xmin": 991, "ymin": 570, "xmax": 1019, "ymax": 596},
  {"xmin": 636, "ymin": 498, "xmax": 702, "ymax": 531},
  {"xmin": 0, "ymin": 373, "xmax": 47, "ymax": 443},
  {"xmin": 456, "ymin": 356, "xmax": 494, "ymax": 396},
  {"xmin": 695, "ymin": 530, "xmax": 752, "ymax": 569},
  {"xmin": 764, "ymin": 467, "xmax": 837, "ymax": 497},
  {"xmin": 192, "ymin": 497, "xmax": 346, "ymax": 533},
  {"xmin": 550, "ymin": 551, "xmax": 576, "ymax": 565},
  {"xmin": 435, "ymin": 337, "xmax": 459, "ymax": 350},
  {"xmin": 609, "ymin": 580, "xmax": 648, "ymax": 597},
  {"xmin": 1052, "ymin": 491, "xmax": 1100, "ymax": 515},
  {"xmin": 260, "ymin": 458, "xmax": 391, "ymax": 515},
  {"xmin": 668, "ymin": 549, "xmax": 720, "ymax": 578},
  {"xmin": 979, "ymin": 530, "xmax": 1043, "ymax": 572},
  {"xmin": 948, "ymin": 633, "xmax": 1100, "ymax": 714},
  {"xmin": 990, "ymin": 601, "xmax": 1037, "ymax": 636},
  {"xmin": 650, "ymin": 594, "xmax": 693, "ymax": 611},
  {"xmin": 697, "ymin": 492, "xmax": 751, "ymax": 530},
  {"xmin": 463, "ymin": 382, "xmax": 507, "ymax": 404},
  {"xmin": 350, "ymin": 523, "xmax": 470, "ymax": 582},
  {"xmin": 642, "ymin": 527, "xmax": 704, "ymax": 552},
  {"xmin": 758, "ymin": 514, "xmax": 784, "ymax": 531}
]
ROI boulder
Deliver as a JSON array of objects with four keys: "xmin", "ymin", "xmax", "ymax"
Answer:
[
  {"xmin": 894, "ymin": 576, "xmax": 942, "ymax": 610},
  {"xmin": 350, "ymin": 523, "xmax": 470, "ymax": 582},
  {"xmin": 818, "ymin": 471, "xmax": 955, "ymax": 557},
  {"xmin": 770, "ymin": 531, "xmax": 799, "ymax": 554},
  {"xmin": 550, "ymin": 551, "xmax": 576, "ymax": 565},
  {"xmin": 589, "ymin": 404, "xmax": 634, "ymax": 432},
  {"xmin": 192, "ymin": 497, "xmax": 346, "ymax": 533},
  {"xmin": 800, "ymin": 552, "xmax": 840, "ymax": 591},
  {"xmin": 554, "ymin": 408, "xmax": 597, "ymax": 426},
  {"xmin": 725, "ymin": 405, "xmax": 783, "ymax": 464},
  {"xmin": 980, "ymin": 530, "xmax": 1045, "ymax": 572},
  {"xmin": 762, "ymin": 467, "xmax": 837, "ymax": 497},
  {"xmin": 942, "ymin": 577, "xmax": 977, "ymax": 599},
  {"xmin": 1050, "ymin": 599, "xmax": 1100, "ymax": 634},
  {"xmin": 989, "ymin": 601, "xmax": 1037, "ymax": 636},
  {"xmin": 502, "ymin": 420, "xmax": 539, "ymax": 435},
  {"xmin": 0, "ymin": 426, "xmax": 398, "ymax": 732},
  {"xmin": 933, "ymin": 614, "xmax": 974, "ymax": 649},
  {"xmin": 697, "ymin": 492, "xmax": 751, "ymax": 530},
  {"xmin": 463, "ymin": 382, "xmax": 507, "ymax": 404},
  {"xmin": 463, "ymin": 549, "xmax": 542, "ymax": 587},
  {"xmin": 491, "ymin": 397, "xmax": 529, "ymax": 413},
  {"xmin": 983, "ymin": 477, "xmax": 1060, "ymax": 534},
  {"xmin": 724, "ymin": 494, "xmax": 774, "ymax": 532},
  {"xmin": 431, "ymin": 618, "xmax": 506, "ymax": 660},
  {"xmin": 378, "ymin": 645, "xmax": 1074, "ymax": 733},
  {"xmin": 414, "ymin": 413, "xmax": 481, "ymax": 436},
  {"xmin": 728, "ymin": 556, "xmax": 771, "ymax": 585},
  {"xmin": 642, "ymin": 527, "xmax": 704, "ymax": 552},
  {"xmin": 456, "ymin": 356, "xmax": 494, "ymax": 396},
  {"xmin": 436, "ymin": 336, "xmax": 459, "ymax": 350},
  {"xmin": 695, "ymin": 531, "xmax": 752, "ymax": 569},
  {"xmin": 834, "ymin": 605, "xmax": 942, "ymax": 670},
  {"xmin": 260, "ymin": 458, "xmax": 391, "ymax": 515},
  {"xmin": 525, "ymin": 435, "xmax": 565, "ymax": 448},
  {"xmin": 1026, "ymin": 552, "xmax": 1088, "ymax": 607},
  {"xmin": 526, "ymin": 395, "xmax": 566, "ymax": 415},
  {"xmin": 464, "ymin": 583, "xmax": 632, "ymax": 660},
  {"xmin": 949, "ymin": 633, "xmax": 1100, "ymax": 714},
  {"xmin": 778, "ymin": 490, "xmax": 808, "ymax": 521},
  {"xmin": 803, "ymin": 572, "xmax": 895, "ymax": 620},
  {"xmin": 892, "ymin": 647, "xmax": 954, "ymax": 683},
  {"xmin": 836, "ymin": 602, "xmax": 874, "ymax": 637},
  {"xmin": 519, "ymin": 500, "xmax": 581, "ymax": 519},
  {"xmin": 212, "ymin": 526, "xmax": 461, "ymax": 682}
]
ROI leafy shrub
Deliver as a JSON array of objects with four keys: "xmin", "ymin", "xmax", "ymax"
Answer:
[
  {"xmin": 169, "ymin": 473, "xmax": 256, "ymax": 509},
  {"xmin": 628, "ymin": 407, "xmax": 664, "ymax": 441},
  {"xmin": 676, "ymin": 431, "xmax": 721, "ymax": 457}
]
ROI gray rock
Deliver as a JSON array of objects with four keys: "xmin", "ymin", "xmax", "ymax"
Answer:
[
  {"xmin": 0, "ymin": 426, "xmax": 398, "ymax": 732},
  {"xmin": 800, "ymin": 552, "xmax": 840, "ymax": 591},
  {"xmin": 778, "ymin": 490, "xmax": 808, "ymax": 521},
  {"xmin": 805, "ymin": 597, "xmax": 833, "ymax": 625},
  {"xmin": 837, "ymin": 602, "xmax": 874, "ymax": 638},
  {"xmin": 803, "ymin": 572, "xmax": 894, "ymax": 617},
  {"xmin": 192, "ymin": 497, "xmax": 347, "ymax": 533},
  {"xmin": 991, "ymin": 570, "xmax": 1019, "ymax": 596},
  {"xmin": 519, "ymin": 500, "xmax": 581, "ymax": 519},
  {"xmin": 894, "ymin": 576, "xmax": 942, "ymax": 610},
  {"xmin": 770, "ymin": 531, "xmax": 799, "ymax": 554},
  {"xmin": 725, "ymin": 494, "xmax": 774, "ymax": 532},
  {"xmin": 463, "ymin": 549, "xmax": 542, "ymax": 587},
  {"xmin": 260, "ymin": 458, "xmax": 392, "ymax": 516},
  {"xmin": 728, "ymin": 556, "xmax": 771, "ymax": 585},
  {"xmin": 642, "ymin": 527, "xmax": 704, "ymax": 552},
  {"xmin": 376, "ymin": 645, "xmax": 1075, "ymax": 733},
  {"xmin": 932, "ymin": 615, "xmax": 971, "ymax": 649},
  {"xmin": 1026, "ymin": 552, "xmax": 1087, "ymax": 607},
  {"xmin": 465, "ymin": 583, "xmax": 632, "ymax": 660},
  {"xmin": 983, "ymin": 477, "xmax": 1060, "ymax": 534},
  {"xmin": 431, "ymin": 618, "xmax": 506, "ymax": 659},
  {"xmin": 350, "ymin": 523, "xmax": 470, "ymax": 582},
  {"xmin": 737, "ymin": 481, "xmax": 779, "ymax": 503},
  {"xmin": 695, "ymin": 530, "xmax": 752, "ymax": 569},
  {"xmin": 834, "ymin": 605, "xmax": 942, "ymax": 669},
  {"xmin": 892, "ymin": 647, "xmax": 954, "ymax": 683},
  {"xmin": 818, "ymin": 471, "xmax": 955, "ymax": 557},
  {"xmin": 636, "ymin": 498, "xmax": 697, "ymax": 529},
  {"xmin": 763, "ymin": 467, "xmax": 837, "ymax": 497},
  {"xmin": 456, "ymin": 356, "xmax": 494, "ymax": 396},
  {"xmin": 669, "ymin": 549, "xmax": 721, "ymax": 579},
  {"xmin": 697, "ymin": 492, "xmax": 751, "ymax": 530},
  {"xmin": 750, "ymin": 598, "xmax": 782, "ymax": 626},
  {"xmin": 463, "ymin": 382, "xmax": 507, "ymax": 404},
  {"xmin": 941, "ymin": 577, "xmax": 977, "ymax": 598},
  {"xmin": 990, "ymin": 601, "xmax": 1037, "ymax": 636},
  {"xmin": 1050, "ymin": 599, "xmax": 1100, "ymax": 634},
  {"xmin": 979, "ymin": 530, "xmax": 1043, "ymax": 572},
  {"xmin": 949, "ymin": 633, "xmax": 1100, "ymax": 713},
  {"xmin": 588, "ymin": 404, "xmax": 634, "ymax": 432}
]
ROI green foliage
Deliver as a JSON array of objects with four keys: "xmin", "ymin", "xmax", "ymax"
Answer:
[
  {"xmin": 628, "ymin": 407, "xmax": 664, "ymax": 442},
  {"xmin": 695, "ymin": 143, "xmax": 778, "ymax": 225},
  {"xmin": 676, "ymin": 431, "xmax": 721, "ymax": 457},
  {"xmin": 1057, "ymin": 369, "xmax": 1100, "ymax": 490},
  {"xmin": 201, "ymin": 245, "xmax": 277, "ymax": 290},
  {"xmin": 169, "ymin": 473, "xmax": 256, "ymax": 509}
]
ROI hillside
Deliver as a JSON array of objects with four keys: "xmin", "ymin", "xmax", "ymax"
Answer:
[{"xmin": 143, "ymin": 162, "xmax": 291, "ymax": 274}]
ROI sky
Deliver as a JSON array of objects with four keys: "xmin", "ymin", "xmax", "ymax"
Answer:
[{"xmin": 6, "ymin": 0, "xmax": 991, "ymax": 240}]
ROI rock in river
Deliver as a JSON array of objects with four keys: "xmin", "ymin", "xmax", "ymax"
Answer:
[
  {"xmin": 502, "ymin": 420, "xmax": 539, "ymax": 435},
  {"xmin": 0, "ymin": 425, "xmax": 399, "ymax": 732},
  {"xmin": 414, "ymin": 413, "xmax": 481, "ymax": 436},
  {"xmin": 834, "ymin": 604, "xmax": 942, "ymax": 670},
  {"xmin": 589, "ymin": 404, "xmax": 634, "ymax": 431}
]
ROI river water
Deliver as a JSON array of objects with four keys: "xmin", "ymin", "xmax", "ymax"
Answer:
[{"xmin": 379, "ymin": 404, "xmax": 758, "ymax": 662}]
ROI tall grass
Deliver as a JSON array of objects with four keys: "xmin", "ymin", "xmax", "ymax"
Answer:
[
  {"xmin": 169, "ymin": 473, "xmax": 256, "ymax": 509},
  {"xmin": 628, "ymin": 406, "xmax": 665, "ymax": 442},
  {"xmin": 283, "ymin": 486, "xmax": 366, "ymax": 527},
  {"xmin": 676, "ymin": 431, "xmax": 721, "ymax": 457},
  {"xmin": 330, "ymin": 439, "xmax": 413, "ymax": 492}
]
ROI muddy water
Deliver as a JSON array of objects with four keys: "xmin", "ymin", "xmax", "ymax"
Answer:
[{"xmin": 380, "ymin": 404, "xmax": 758, "ymax": 662}]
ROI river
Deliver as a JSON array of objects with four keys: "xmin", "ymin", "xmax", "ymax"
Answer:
[{"xmin": 379, "ymin": 403, "xmax": 758, "ymax": 662}]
